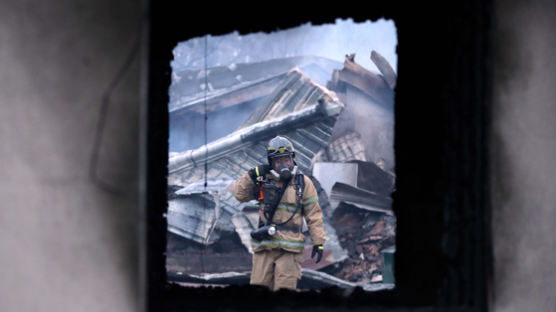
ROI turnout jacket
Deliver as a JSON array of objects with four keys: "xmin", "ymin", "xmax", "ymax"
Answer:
[{"xmin": 233, "ymin": 171, "xmax": 326, "ymax": 253}]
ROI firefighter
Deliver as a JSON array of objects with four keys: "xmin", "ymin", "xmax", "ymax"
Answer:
[{"xmin": 233, "ymin": 135, "xmax": 326, "ymax": 291}]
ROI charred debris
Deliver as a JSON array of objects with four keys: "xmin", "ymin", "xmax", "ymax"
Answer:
[{"xmin": 167, "ymin": 52, "xmax": 397, "ymax": 290}]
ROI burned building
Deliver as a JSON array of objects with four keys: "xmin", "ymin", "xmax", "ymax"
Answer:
[{"xmin": 166, "ymin": 52, "xmax": 397, "ymax": 290}]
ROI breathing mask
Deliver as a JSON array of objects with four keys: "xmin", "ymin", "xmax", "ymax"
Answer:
[{"xmin": 272, "ymin": 155, "xmax": 294, "ymax": 181}]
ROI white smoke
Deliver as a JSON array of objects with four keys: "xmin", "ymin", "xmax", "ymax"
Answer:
[{"xmin": 171, "ymin": 18, "xmax": 397, "ymax": 75}]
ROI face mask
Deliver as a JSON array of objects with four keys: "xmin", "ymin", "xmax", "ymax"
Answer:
[
  {"xmin": 274, "ymin": 157, "xmax": 293, "ymax": 181},
  {"xmin": 279, "ymin": 168, "xmax": 292, "ymax": 181}
]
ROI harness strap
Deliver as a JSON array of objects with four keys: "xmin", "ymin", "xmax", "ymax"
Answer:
[
  {"xmin": 273, "ymin": 173, "xmax": 305, "ymax": 227},
  {"xmin": 258, "ymin": 173, "xmax": 306, "ymax": 229},
  {"xmin": 264, "ymin": 179, "xmax": 289, "ymax": 225}
]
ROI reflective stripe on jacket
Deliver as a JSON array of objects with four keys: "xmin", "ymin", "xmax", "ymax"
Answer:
[{"xmin": 233, "ymin": 171, "xmax": 326, "ymax": 253}]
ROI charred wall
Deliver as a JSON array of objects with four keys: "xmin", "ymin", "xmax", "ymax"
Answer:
[
  {"xmin": 2, "ymin": 0, "xmax": 554, "ymax": 311},
  {"xmin": 149, "ymin": 1, "xmax": 493, "ymax": 311}
]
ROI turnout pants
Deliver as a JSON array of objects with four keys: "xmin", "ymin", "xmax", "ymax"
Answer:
[{"xmin": 250, "ymin": 249, "xmax": 303, "ymax": 291}]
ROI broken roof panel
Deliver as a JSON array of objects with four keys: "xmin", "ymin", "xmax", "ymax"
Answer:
[
  {"xmin": 330, "ymin": 182, "xmax": 393, "ymax": 214},
  {"xmin": 239, "ymin": 68, "xmax": 340, "ymax": 128},
  {"xmin": 175, "ymin": 179, "xmax": 235, "ymax": 195},
  {"xmin": 327, "ymin": 54, "xmax": 394, "ymax": 108},
  {"xmin": 323, "ymin": 55, "xmax": 395, "ymax": 170},
  {"xmin": 346, "ymin": 160, "xmax": 396, "ymax": 197},
  {"xmin": 167, "ymin": 195, "xmax": 219, "ymax": 245},
  {"xmin": 172, "ymin": 183, "xmax": 260, "ymax": 235},
  {"xmin": 313, "ymin": 160, "xmax": 395, "ymax": 199},
  {"xmin": 312, "ymin": 162, "xmax": 358, "ymax": 198},
  {"xmin": 167, "ymin": 68, "xmax": 345, "ymax": 245},
  {"xmin": 231, "ymin": 211, "xmax": 258, "ymax": 254},
  {"xmin": 169, "ymin": 56, "xmax": 343, "ymax": 114},
  {"xmin": 168, "ymin": 68, "xmax": 344, "ymax": 185}
]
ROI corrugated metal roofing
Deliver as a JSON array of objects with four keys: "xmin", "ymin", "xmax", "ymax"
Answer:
[
  {"xmin": 169, "ymin": 56, "xmax": 342, "ymax": 114},
  {"xmin": 167, "ymin": 195, "xmax": 219, "ymax": 244},
  {"xmin": 168, "ymin": 68, "xmax": 344, "ymax": 184},
  {"xmin": 167, "ymin": 68, "xmax": 345, "ymax": 244}
]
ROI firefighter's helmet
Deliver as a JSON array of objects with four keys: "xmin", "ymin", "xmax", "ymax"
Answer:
[{"xmin": 267, "ymin": 136, "xmax": 295, "ymax": 167}]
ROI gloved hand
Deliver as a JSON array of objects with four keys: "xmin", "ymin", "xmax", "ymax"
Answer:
[
  {"xmin": 248, "ymin": 164, "xmax": 270, "ymax": 182},
  {"xmin": 311, "ymin": 244, "xmax": 324, "ymax": 263}
]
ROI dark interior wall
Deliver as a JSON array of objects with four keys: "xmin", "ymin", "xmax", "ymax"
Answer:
[
  {"xmin": 0, "ymin": 0, "xmax": 554, "ymax": 311},
  {"xmin": 490, "ymin": 0, "xmax": 556, "ymax": 311},
  {"xmin": 0, "ymin": 0, "xmax": 143, "ymax": 311}
]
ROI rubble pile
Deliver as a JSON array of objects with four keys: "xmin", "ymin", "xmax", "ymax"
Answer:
[
  {"xmin": 166, "ymin": 51, "xmax": 397, "ymax": 290},
  {"xmin": 327, "ymin": 206, "xmax": 396, "ymax": 284},
  {"xmin": 166, "ymin": 231, "xmax": 252, "ymax": 274}
]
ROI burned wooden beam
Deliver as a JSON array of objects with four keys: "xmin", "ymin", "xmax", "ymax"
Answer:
[{"xmin": 328, "ymin": 54, "xmax": 394, "ymax": 108}]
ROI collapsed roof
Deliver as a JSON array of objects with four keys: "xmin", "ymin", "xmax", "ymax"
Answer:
[
  {"xmin": 167, "ymin": 52, "xmax": 397, "ymax": 290},
  {"xmin": 169, "ymin": 68, "xmax": 343, "ymax": 182},
  {"xmin": 169, "ymin": 56, "xmax": 343, "ymax": 115},
  {"xmin": 168, "ymin": 68, "xmax": 345, "ymax": 244}
]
